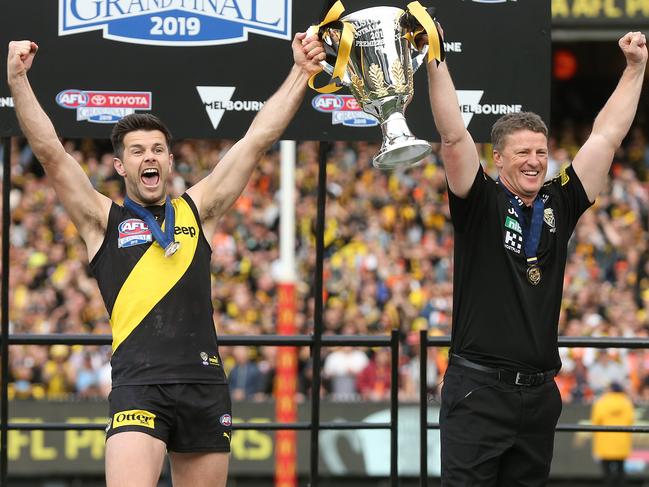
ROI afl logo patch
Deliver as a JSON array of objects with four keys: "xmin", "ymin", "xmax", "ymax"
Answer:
[
  {"xmin": 220, "ymin": 414, "xmax": 232, "ymax": 427},
  {"xmin": 118, "ymin": 218, "xmax": 153, "ymax": 248}
]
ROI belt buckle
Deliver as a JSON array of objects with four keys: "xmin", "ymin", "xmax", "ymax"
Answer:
[{"xmin": 515, "ymin": 372, "xmax": 530, "ymax": 386}]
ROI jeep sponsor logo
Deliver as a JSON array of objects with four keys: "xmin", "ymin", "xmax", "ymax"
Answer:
[
  {"xmin": 59, "ymin": 0, "xmax": 291, "ymax": 47},
  {"xmin": 311, "ymin": 94, "xmax": 378, "ymax": 128},
  {"xmin": 196, "ymin": 86, "xmax": 264, "ymax": 130},
  {"xmin": 456, "ymin": 90, "xmax": 522, "ymax": 128},
  {"xmin": 113, "ymin": 409, "xmax": 156, "ymax": 429},
  {"xmin": 56, "ymin": 89, "xmax": 152, "ymax": 124},
  {"xmin": 0, "ymin": 97, "xmax": 15, "ymax": 108},
  {"xmin": 175, "ymin": 225, "xmax": 197, "ymax": 238}
]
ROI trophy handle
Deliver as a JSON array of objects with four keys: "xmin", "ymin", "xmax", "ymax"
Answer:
[
  {"xmin": 307, "ymin": 24, "xmax": 352, "ymax": 87},
  {"xmin": 401, "ymin": 2, "xmax": 445, "ymax": 71},
  {"xmin": 307, "ymin": 25, "xmax": 336, "ymax": 76},
  {"xmin": 410, "ymin": 44, "xmax": 429, "ymax": 74}
]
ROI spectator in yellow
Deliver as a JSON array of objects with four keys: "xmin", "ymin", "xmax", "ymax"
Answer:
[{"xmin": 591, "ymin": 382, "xmax": 635, "ymax": 486}]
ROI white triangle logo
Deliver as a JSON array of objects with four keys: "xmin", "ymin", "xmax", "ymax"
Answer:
[
  {"xmin": 196, "ymin": 86, "xmax": 236, "ymax": 130},
  {"xmin": 456, "ymin": 90, "xmax": 485, "ymax": 128}
]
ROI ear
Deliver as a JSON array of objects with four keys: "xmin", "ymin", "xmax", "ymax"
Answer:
[
  {"xmin": 493, "ymin": 149, "xmax": 503, "ymax": 169},
  {"xmin": 114, "ymin": 157, "xmax": 126, "ymax": 177},
  {"xmin": 169, "ymin": 153, "xmax": 174, "ymax": 168}
]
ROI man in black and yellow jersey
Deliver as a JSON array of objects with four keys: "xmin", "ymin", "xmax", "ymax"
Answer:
[{"xmin": 7, "ymin": 33, "xmax": 325, "ymax": 487}]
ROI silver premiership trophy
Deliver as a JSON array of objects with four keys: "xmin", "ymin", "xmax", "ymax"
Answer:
[{"xmin": 309, "ymin": 5, "xmax": 442, "ymax": 170}]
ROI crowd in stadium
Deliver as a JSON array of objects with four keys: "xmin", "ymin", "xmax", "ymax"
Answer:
[{"xmin": 4, "ymin": 121, "xmax": 649, "ymax": 404}]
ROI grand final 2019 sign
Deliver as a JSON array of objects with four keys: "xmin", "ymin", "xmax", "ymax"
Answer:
[{"xmin": 0, "ymin": 1, "xmax": 550, "ymax": 142}]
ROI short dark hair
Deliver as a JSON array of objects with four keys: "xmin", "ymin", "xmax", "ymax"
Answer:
[
  {"xmin": 110, "ymin": 113, "xmax": 173, "ymax": 158},
  {"xmin": 610, "ymin": 382, "xmax": 624, "ymax": 393},
  {"xmin": 491, "ymin": 112, "xmax": 548, "ymax": 152}
]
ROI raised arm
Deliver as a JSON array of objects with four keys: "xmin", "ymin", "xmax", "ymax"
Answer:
[
  {"xmin": 187, "ymin": 33, "xmax": 324, "ymax": 239},
  {"xmin": 7, "ymin": 41, "xmax": 112, "ymax": 259},
  {"xmin": 572, "ymin": 32, "xmax": 647, "ymax": 202},
  {"xmin": 425, "ymin": 30, "xmax": 480, "ymax": 198}
]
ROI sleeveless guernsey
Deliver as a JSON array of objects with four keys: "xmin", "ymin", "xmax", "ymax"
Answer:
[{"xmin": 90, "ymin": 194, "xmax": 227, "ymax": 387}]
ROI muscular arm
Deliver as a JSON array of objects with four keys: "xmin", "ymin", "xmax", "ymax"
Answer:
[
  {"xmin": 426, "ymin": 60, "xmax": 480, "ymax": 198},
  {"xmin": 7, "ymin": 41, "xmax": 111, "ymax": 259},
  {"xmin": 188, "ymin": 33, "xmax": 324, "ymax": 240},
  {"xmin": 573, "ymin": 32, "xmax": 647, "ymax": 202}
]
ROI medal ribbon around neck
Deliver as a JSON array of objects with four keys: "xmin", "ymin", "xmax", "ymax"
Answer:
[
  {"xmin": 498, "ymin": 180, "xmax": 544, "ymax": 283},
  {"xmin": 123, "ymin": 195, "xmax": 179, "ymax": 257}
]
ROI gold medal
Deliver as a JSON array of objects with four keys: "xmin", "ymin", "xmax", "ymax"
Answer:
[{"xmin": 527, "ymin": 265, "xmax": 541, "ymax": 285}]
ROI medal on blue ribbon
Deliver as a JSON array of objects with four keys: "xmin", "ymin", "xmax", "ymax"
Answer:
[
  {"xmin": 499, "ymin": 181, "xmax": 544, "ymax": 285},
  {"xmin": 123, "ymin": 196, "xmax": 180, "ymax": 257}
]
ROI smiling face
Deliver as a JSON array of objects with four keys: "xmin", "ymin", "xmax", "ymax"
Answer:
[
  {"xmin": 113, "ymin": 130, "xmax": 173, "ymax": 206},
  {"xmin": 493, "ymin": 129, "xmax": 548, "ymax": 205}
]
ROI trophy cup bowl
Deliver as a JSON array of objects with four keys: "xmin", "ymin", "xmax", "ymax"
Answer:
[{"xmin": 310, "ymin": 6, "xmax": 432, "ymax": 170}]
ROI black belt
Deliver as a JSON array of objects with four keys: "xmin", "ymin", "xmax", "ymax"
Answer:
[{"xmin": 450, "ymin": 354, "xmax": 557, "ymax": 387}]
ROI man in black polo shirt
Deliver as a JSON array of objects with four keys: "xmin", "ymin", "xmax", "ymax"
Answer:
[{"xmin": 424, "ymin": 30, "xmax": 647, "ymax": 485}]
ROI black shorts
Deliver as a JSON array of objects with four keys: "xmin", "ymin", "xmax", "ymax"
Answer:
[{"xmin": 106, "ymin": 383, "xmax": 232, "ymax": 453}]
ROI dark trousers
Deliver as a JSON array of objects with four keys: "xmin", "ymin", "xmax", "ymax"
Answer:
[
  {"xmin": 440, "ymin": 364, "xmax": 563, "ymax": 486},
  {"xmin": 601, "ymin": 460, "xmax": 626, "ymax": 486}
]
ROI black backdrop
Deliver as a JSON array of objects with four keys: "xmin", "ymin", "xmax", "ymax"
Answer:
[{"xmin": 0, "ymin": 0, "xmax": 550, "ymax": 142}]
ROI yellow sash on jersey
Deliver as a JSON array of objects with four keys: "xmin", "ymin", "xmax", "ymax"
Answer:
[{"xmin": 110, "ymin": 197, "xmax": 199, "ymax": 352}]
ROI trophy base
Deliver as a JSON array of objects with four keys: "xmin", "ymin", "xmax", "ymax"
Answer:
[{"xmin": 372, "ymin": 140, "xmax": 432, "ymax": 170}]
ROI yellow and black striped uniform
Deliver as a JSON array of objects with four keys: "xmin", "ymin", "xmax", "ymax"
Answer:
[{"xmin": 90, "ymin": 194, "xmax": 227, "ymax": 387}]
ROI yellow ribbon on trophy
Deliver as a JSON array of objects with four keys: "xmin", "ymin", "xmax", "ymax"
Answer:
[
  {"xmin": 308, "ymin": 1, "xmax": 443, "ymax": 94},
  {"xmin": 308, "ymin": 0, "xmax": 355, "ymax": 94},
  {"xmin": 405, "ymin": 1, "xmax": 444, "ymax": 65}
]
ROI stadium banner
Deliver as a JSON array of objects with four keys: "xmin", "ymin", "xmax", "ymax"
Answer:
[
  {"xmin": 552, "ymin": 0, "xmax": 649, "ymax": 26},
  {"xmin": 6, "ymin": 399, "xmax": 649, "ymax": 478},
  {"xmin": 0, "ymin": 1, "xmax": 550, "ymax": 142}
]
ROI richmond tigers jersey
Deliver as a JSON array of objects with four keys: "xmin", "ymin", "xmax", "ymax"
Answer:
[
  {"xmin": 447, "ymin": 164, "xmax": 591, "ymax": 372},
  {"xmin": 90, "ymin": 194, "xmax": 227, "ymax": 387}
]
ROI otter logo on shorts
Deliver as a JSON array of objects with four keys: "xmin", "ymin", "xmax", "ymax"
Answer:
[
  {"xmin": 220, "ymin": 414, "xmax": 232, "ymax": 427},
  {"xmin": 113, "ymin": 409, "xmax": 156, "ymax": 429}
]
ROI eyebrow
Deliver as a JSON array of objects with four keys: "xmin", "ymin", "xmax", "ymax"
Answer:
[{"xmin": 127, "ymin": 142, "xmax": 165, "ymax": 150}]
